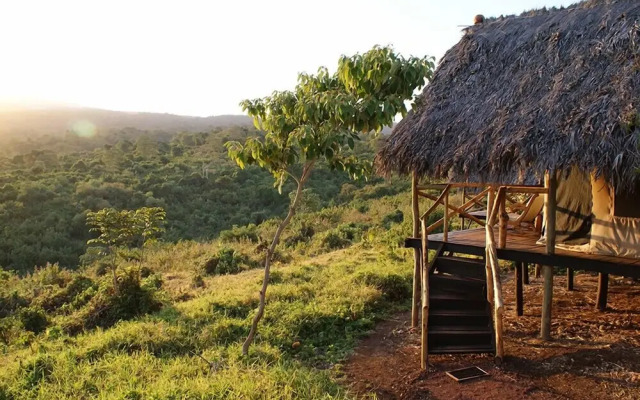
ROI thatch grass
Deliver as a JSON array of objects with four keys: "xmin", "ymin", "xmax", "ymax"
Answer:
[{"xmin": 377, "ymin": 0, "xmax": 640, "ymax": 190}]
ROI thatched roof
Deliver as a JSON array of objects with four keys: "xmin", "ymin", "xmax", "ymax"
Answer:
[{"xmin": 377, "ymin": 0, "xmax": 640, "ymax": 190}]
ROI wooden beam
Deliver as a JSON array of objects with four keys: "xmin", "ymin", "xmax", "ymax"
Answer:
[
  {"xmin": 596, "ymin": 273, "xmax": 609, "ymax": 311},
  {"xmin": 541, "ymin": 171, "xmax": 557, "ymax": 341},
  {"xmin": 523, "ymin": 263, "xmax": 530, "ymax": 285},
  {"xmin": 420, "ymin": 218, "xmax": 430, "ymax": 371},
  {"xmin": 567, "ymin": 268, "xmax": 574, "ymax": 291},
  {"xmin": 420, "ymin": 185, "xmax": 451, "ymax": 220},
  {"xmin": 411, "ymin": 171, "xmax": 420, "ymax": 329},
  {"xmin": 515, "ymin": 262, "xmax": 523, "ymax": 316}
]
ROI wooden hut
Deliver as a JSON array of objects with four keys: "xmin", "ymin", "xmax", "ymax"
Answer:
[{"xmin": 376, "ymin": 0, "xmax": 640, "ymax": 370}]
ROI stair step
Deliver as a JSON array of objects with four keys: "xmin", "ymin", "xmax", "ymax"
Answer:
[
  {"xmin": 430, "ymin": 275, "xmax": 486, "ymax": 296},
  {"xmin": 428, "ymin": 327, "xmax": 493, "ymax": 348},
  {"xmin": 428, "ymin": 344, "xmax": 495, "ymax": 354},
  {"xmin": 434, "ymin": 256, "xmax": 486, "ymax": 280},
  {"xmin": 429, "ymin": 293, "xmax": 488, "ymax": 309},
  {"xmin": 431, "ymin": 273, "xmax": 485, "ymax": 285},
  {"xmin": 429, "ymin": 309, "xmax": 490, "ymax": 327}
]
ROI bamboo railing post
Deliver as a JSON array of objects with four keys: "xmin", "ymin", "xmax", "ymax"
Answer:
[
  {"xmin": 420, "ymin": 217, "xmax": 429, "ymax": 371},
  {"xmin": 498, "ymin": 191, "xmax": 508, "ymax": 249},
  {"xmin": 485, "ymin": 187, "xmax": 505, "ymax": 361},
  {"xmin": 485, "ymin": 188, "xmax": 495, "ymax": 305},
  {"xmin": 461, "ymin": 187, "xmax": 466, "ymax": 229},
  {"xmin": 411, "ymin": 171, "xmax": 421, "ymax": 328},
  {"xmin": 443, "ymin": 191, "xmax": 449, "ymax": 242},
  {"xmin": 541, "ymin": 172, "xmax": 557, "ymax": 341}
]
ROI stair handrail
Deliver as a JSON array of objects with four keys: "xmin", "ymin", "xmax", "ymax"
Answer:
[{"xmin": 485, "ymin": 186, "xmax": 505, "ymax": 360}]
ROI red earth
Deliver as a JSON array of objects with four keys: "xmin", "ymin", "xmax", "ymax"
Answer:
[{"xmin": 343, "ymin": 272, "xmax": 640, "ymax": 399}]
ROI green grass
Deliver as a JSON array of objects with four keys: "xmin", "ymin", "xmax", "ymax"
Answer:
[{"xmin": 0, "ymin": 247, "xmax": 411, "ymax": 399}]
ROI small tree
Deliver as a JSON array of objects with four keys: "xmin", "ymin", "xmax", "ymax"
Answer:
[
  {"xmin": 86, "ymin": 207, "xmax": 165, "ymax": 291},
  {"xmin": 133, "ymin": 207, "xmax": 166, "ymax": 266},
  {"xmin": 226, "ymin": 46, "xmax": 434, "ymax": 355}
]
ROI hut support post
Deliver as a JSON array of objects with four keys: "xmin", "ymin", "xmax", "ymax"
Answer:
[
  {"xmin": 515, "ymin": 262, "xmax": 523, "ymax": 316},
  {"xmin": 541, "ymin": 172, "xmax": 557, "ymax": 341},
  {"xmin": 420, "ymin": 217, "xmax": 429, "ymax": 371},
  {"xmin": 411, "ymin": 171, "xmax": 420, "ymax": 328},
  {"xmin": 567, "ymin": 268, "xmax": 574, "ymax": 291},
  {"xmin": 523, "ymin": 263, "xmax": 530, "ymax": 285},
  {"xmin": 597, "ymin": 273, "xmax": 609, "ymax": 311}
]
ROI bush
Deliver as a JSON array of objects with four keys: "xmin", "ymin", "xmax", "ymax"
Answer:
[
  {"xmin": 219, "ymin": 224, "xmax": 259, "ymax": 243},
  {"xmin": 80, "ymin": 268, "xmax": 162, "ymax": 331},
  {"xmin": 31, "ymin": 263, "xmax": 71, "ymax": 287},
  {"xmin": 284, "ymin": 224, "xmax": 315, "ymax": 248},
  {"xmin": 36, "ymin": 275, "xmax": 97, "ymax": 312},
  {"xmin": 21, "ymin": 355, "xmax": 54, "ymax": 389},
  {"xmin": 19, "ymin": 307, "xmax": 49, "ymax": 334},
  {"xmin": 355, "ymin": 272, "xmax": 411, "ymax": 302},
  {"xmin": 320, "ymin": 223, "xmax": 369, "ymax": 251},
  {"xmin": 0, "ymin": 291, "xmax": 28, "ymax": 318},
  {"xmin": 382, "ymin": 210, "xmax": 404, "ymax": 229},
  {"xmin": 203, "ymin": 247, "xmax": 254, "ymax": 275}
]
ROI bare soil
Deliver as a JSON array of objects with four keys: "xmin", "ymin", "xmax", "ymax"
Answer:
[{"xmin": 343, "ymin": 273, "xmax": 640, "ymax": 399}]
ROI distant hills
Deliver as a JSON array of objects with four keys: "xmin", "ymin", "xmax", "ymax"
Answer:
[{"xmin": 0, "ymin": 106, "xmax": 253, "ymax": 138}]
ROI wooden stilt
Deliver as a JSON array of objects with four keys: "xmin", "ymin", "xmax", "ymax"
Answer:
[
  {"xmin": 515, "ymin": 262, "xmax": 523, "ymax": 316},
  {"xmin": 411, "ymin": 171, "xmax": 420, "ymax": 329},
  {"xmin": 443, "ymin": 191, "xmax": 449, "ymax": 242},
  {"xmin": 522, "ymin": 263, "xmax": 530, "ymax": 285},
  {"xmin": 567, "ymin": 268, "xmax": 574, "ymax": 291},
  {"xmin": 535, "ymin": 264, "xmax": 541, "ymax": 278},
  {"xmin": 420, "ymin": 218, "xmax": 429, "ymax": 371},
  {"xmin": 541, "ymin": 171, "xmax": 557, "ymax": 341},
  {"xmin": 597, "ymin": 273, "xmax": 609, "ymax": 312}
]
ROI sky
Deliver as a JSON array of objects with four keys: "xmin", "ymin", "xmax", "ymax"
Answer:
[{"xmin": 0, "ymin": 0, "xmax": 577, "ymax": 117}]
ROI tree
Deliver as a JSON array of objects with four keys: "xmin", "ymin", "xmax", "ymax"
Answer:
[
  {"xmin": 86, "ymin": 207, "xmax": 165, "ymax": 291},
  {"xmin": 226, "ymin": 46, "xmax": 434, "ymax": 355}
]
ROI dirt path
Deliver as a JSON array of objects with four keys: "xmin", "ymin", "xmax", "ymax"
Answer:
[{"xmin": 343, "ymin": 273, "xmax": 640, "ymax": 399}]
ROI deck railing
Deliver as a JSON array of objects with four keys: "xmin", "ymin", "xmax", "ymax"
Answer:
[{"xmin": 415, "ymin": 182, "xmax": 547, "ymax": 366}]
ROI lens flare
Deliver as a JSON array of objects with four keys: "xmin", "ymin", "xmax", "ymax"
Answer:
[{"xmin": 71, "ymin": 120, "xmax": 97, "ymax": 137}]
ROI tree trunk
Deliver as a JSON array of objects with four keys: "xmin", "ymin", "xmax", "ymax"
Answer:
[{"xmin": 242, "ymin": 163, "xmax": 314, "ymax": 355}]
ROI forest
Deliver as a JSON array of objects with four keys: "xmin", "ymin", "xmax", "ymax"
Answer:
[{"xmin": 0, "ymin": 123, "xmax": 384, "ymax": 274}]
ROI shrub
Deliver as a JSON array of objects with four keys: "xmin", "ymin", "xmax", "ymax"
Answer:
[
  {"xmin": 219, "ymin": 224, "xmax": 259, "ymax": 243},
  {"xmin": 382, "ymin": 209, "xmax": 404, "ymax": 228},
  {"xmin": 18, "ymin": 307, "xmax": 49, "ymax": 334},
  {"xmin": 21, "ymin": 355, "xmax": 54, "ymax": 389},
  {"xmin": 320, "ymin": 223, "xmax": 369, "ymax": 251},
  {"xmin": 355, "ymin": 272, "xmax": 411, "ymax": 302},
  {"xmin": 0, "ymin": 318, "xmax": 21, "ymax": 345},
  {"xmin": 31, "ymin": 263, "xmax": 71, "ymax": 287},
  {"xmin": 80, "ymin": 268, "xmax": 162, "ymax": 330},
  {"xmin": 0, "ymin": 291, "xmax": 28, "ymax": 318},
  {"xmin": 284, "ymin": 224, "xmax": 315, "ymax": 248},
  {"xmin": 36, "ymin": 275, "xmax": 97, "ymax": 312},
  {"xmin": 191, "ymin": 274, "xmax": 205, "ymax": 288},
  {"xmin": 203, "ymin": 247, "xmax": 256, "ymax": 275}
]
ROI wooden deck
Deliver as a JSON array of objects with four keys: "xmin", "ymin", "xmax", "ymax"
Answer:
[{"xmin": 422, "ymin": 227, "xmax": 640, "ymax": 278}]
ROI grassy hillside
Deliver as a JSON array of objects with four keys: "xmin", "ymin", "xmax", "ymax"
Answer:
[{"xmin": 0, "ymin": 186, "xmax": 424, "ymax": 399}]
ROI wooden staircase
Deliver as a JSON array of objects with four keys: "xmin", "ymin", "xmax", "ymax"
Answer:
[{"xmin": 427, "ymin": 251, "xmax": 495, "ymax": 354}]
